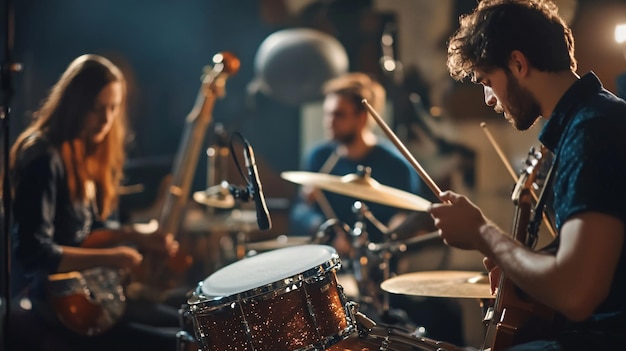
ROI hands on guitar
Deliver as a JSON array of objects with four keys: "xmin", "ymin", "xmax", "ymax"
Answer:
[
  {"xmin": 73, "ymin": 227, "xmax": 183, "ymax": 277},
  {"xmin": 483, "ymin": 257, "xmax": 500, "ymax": 296},
  {"xmin": 428, "ymin": 190, "xmax": 493, "ymax": 252}
]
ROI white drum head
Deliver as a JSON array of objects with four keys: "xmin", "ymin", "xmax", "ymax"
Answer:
[{"xmin": 201, "ymin": 245, "xmax": 339, "ymax": 297}]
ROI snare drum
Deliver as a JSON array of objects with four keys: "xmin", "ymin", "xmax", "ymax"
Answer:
[{"xmin": 188, "ymin": 245, "xmax": 356, "ymax": 351}]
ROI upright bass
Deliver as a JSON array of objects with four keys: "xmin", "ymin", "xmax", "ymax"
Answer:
[{"xmin": 128, "ymin": 52, "xmax": 241, "ymax": 299}]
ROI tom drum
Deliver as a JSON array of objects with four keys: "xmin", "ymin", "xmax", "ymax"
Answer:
[{"xmin": 187, "ymin": 244, "xmax": 356, "ymax": 351}]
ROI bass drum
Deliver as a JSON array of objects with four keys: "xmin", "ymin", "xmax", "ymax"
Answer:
[{"xmin": 328, "ymin": 324, "xmax": 462, "ymax": 351}]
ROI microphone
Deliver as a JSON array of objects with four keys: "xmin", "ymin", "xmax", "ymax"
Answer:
[{"xmin": 243, "ymin": 140, "xmax": 272, "ymax": 230}]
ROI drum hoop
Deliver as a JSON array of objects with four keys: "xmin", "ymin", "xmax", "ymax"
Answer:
[
  {"xmin": 189, "ymin": 254, "xmax": 341, "ymax": 310},
  {"xmin": 359, "ymin": 324, "xmax": 459, "ymax": 351}
]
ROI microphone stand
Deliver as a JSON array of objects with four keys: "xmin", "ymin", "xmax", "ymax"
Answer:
[{"xmin": 2, "ymin": 0, "xmax": 21, "ymax": 348}]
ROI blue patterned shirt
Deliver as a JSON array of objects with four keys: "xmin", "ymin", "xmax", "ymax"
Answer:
[{"xmin": 539, "ymin": 71, "xmax": 626, "ymax": 328}]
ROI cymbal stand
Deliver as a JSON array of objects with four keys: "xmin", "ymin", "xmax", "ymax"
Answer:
[
  {"xmin": 349, "ymin": 202, "xmax": 369, "ymax": 304},
  {"xmin": 204, "ymin": 124, "xmax": 243, "ymax": 267},
  {"xmin": 352, "ymin": 202, "xmax": 417, "ymax": 327},
  {"xmin": 351, "ymin": 201, "xmax": 394, "ymax": 316},
  {"xmin": 205, "ymin": 123, "xmax": 231, "ymax": 216}
]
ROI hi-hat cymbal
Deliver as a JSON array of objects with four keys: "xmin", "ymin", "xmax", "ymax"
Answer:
[
  {"xmin": 193, "ymin": 183, "xmax": 235, "ymax": 209},
  {"xmin": 381, "ymin": 271, "xmax": 494, "ymax": 299},
  {"xmin": 280, "ymin": 170, "xmax": 431, "ymax": 212},
  {"xmin": 245, "ymin": 235, "xmax": 311, "ymax": 253},
  {"xmin": 185, "ymin": 209, "xmax": 257, "ymax": 233}
]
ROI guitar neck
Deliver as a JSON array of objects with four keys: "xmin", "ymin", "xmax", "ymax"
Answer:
[
  {"xmin": 482, "ymin": 146, "xmax": 558, "ymax": 350},
  {"xmin": 158, "ymin": 86, "xmax": 218, "ymax": 235}
]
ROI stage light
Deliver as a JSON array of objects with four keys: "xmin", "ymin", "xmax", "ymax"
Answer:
[{"xmin": 614, "ymin": 24, "xmax": 626, "ymax": 44}]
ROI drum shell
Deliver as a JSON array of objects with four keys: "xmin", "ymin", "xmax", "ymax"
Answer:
[{"xmin": 188, "ymin": 245, "xmax": 355, "ymax": 351}]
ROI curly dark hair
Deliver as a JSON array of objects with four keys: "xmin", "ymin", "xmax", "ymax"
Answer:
[{"xmin": 447, "ymin": 0, "xmax": 576, "ymax": 81}]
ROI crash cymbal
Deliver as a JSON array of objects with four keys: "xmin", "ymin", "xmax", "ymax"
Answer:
[
  {"xmin": 280, "ymin": 170, "xmax": 431, "ymax": 212},
  {"xmin": 381, "ymin": 271, "xmax": 494, "ymax": 299}
]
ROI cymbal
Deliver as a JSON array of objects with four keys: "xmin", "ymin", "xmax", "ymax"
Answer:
[
  {"xmin": 281, "ymin": 171, "xmax": 431, "ymax": 212},
  {"xmin": 245, "ymin": 235, "xmax": 311, "ymax": 252},
  {"xmin": 185, "ymin": 209, "xmax": 257, "ymax": 233},
  {"xmin": 193, "ymin": 183, "xmax": 235, "ymax": 209},
  {"xmin": 381, "ymin": 271, "xmax": 494, "ymax": 299}
]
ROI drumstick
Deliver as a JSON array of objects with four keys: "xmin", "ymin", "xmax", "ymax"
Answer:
[
  {"xmin": 480, "ymin": 122, "xmax": 557, "ymax": 238},
  {"xmin": 312, "ymin": 151, "xmax": 339, "ymax": 220},
  {"xmin": 480, "ymin": 122, "xmax": 517, "ymax": 180},
  {"xmin": 362, "ymin": 99, "xmax": 445, "ymax": 202}
]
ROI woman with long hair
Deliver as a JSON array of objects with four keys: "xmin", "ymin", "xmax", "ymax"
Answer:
[{"xmin": 8, "ymin": 54, "xmax": 179, "ymax": 351}]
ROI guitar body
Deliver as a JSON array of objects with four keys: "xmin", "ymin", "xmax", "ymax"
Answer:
[
  {"xmin": 485, "ymin": 280, "xmax": 559, "ymax": 350},
  {"xmin": 46, "ymin": 214, "xmax": 193, "ymax": 335},
  {"xmin": 46, "ymin": 229, "xmax": 128, "ymax": 336},
  {"xmin": 47, "ymin": 267, "xmax": 126, "ymax": 336}
]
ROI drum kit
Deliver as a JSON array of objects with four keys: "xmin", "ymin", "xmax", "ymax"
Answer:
[{"xmin": 181, "ymin": 169, "xmax": 491, "ymax": 351}]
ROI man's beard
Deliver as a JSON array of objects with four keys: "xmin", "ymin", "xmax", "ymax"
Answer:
[
  {"xmin": 334, "ymin": 130, "xmax": 357, "ymax": 145},
  {"xmin": 502, "ymin": 71, "xmax": 542, "ymax": 131}
]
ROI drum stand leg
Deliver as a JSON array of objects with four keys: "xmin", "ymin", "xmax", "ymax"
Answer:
[{"xmin": 351, "ymin": 202, "xmax": 425, "ymax": 335}]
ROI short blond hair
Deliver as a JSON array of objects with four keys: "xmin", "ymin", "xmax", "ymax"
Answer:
[{"xmin": 323, "ymin": 72, "xmax": 386, "ymax": 116}]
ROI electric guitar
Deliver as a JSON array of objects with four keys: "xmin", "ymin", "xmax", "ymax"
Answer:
[{"xmin": 481, "ymin": 145, "xmax": 560, "ymax": 350}]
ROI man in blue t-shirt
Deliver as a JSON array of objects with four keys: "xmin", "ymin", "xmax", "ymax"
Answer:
[{"xmin": 289, "ymin": 72, "xmax": 435, "ymax": 249}]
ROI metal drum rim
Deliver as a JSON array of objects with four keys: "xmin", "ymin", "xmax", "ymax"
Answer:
[{"xmin": 188, "ymin": 252, "xmax": 341, "ymax": 309}]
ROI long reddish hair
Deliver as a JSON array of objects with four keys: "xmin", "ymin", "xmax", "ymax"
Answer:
[{"xmin": 10, "ymin": 54, "xmax": 128, "ymax": 219}]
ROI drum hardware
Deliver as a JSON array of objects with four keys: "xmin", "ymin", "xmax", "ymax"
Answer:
[
  {"xmin": 176, "ymin": 330, "xmax": 200, "ymax": 351},
  {"xmin": 314, "ymin": 201, "xmax": 419, "ymax": 331},
  {"xmin": 328, "ymin": 320, "xmax": 463, "ymax": 351},
  {"xmin": 366, "ymin": 231, "xmax": 442, "ymax": 254},
  {"xmin": 177, "ymin": 303, "xmax": 202, "ymax": 351},
  {"xmin": 193, "ymin": 181, "xmax": 235, "ymax": 209},
  {"xmin": 312, "ymin": 218, "xmax": 351, "ymax": 246},
  {"xmin": 201, "ymin": 123, "xmax": 234, "ymax": 213}
]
